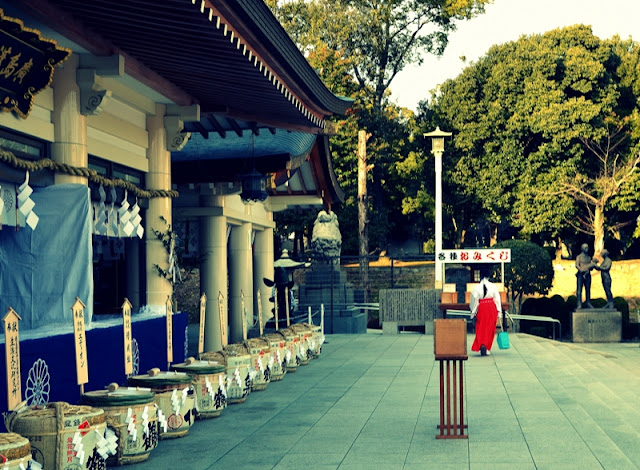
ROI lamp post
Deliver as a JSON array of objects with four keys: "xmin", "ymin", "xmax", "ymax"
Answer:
[{"xmin": 424, "ymin": 126, "xmax": 452, "ymax": 289}]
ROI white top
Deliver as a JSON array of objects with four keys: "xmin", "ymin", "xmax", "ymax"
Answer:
[{"xmin": 470, "ymin": 278, "xmax": 502, "ymax": 318}]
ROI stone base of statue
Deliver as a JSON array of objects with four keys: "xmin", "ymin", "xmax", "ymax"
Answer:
[{"xmin": 572, "ymin": 309, "xmax": 621, "ymax": 343}]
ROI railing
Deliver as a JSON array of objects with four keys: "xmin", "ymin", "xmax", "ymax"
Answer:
[{"xmin": 445, "ymin": 309, "xmax": 562, "ymax": 340}]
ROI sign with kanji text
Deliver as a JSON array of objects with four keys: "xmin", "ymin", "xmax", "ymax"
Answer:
[
  {"xmin": 3, "ymin": 307, "xmax": 21, "ymax": 410},
  {"xmin": 122, "ymin": 298, "xmax": 133, "ymax": 375},
  {"xmin": 0, "ymin": 9, "xmax": 71, "ymax": 118},
  {"xmin": 198, "ymin": 294, "xmax": 206, "ymax": 356},
  {"xmin": 166, "ymin": 296, "xmax": 173, "ymax": 366},
  {"xmin": 437, "ymin": 249, "xmax": 511, "ymax": 264},
  {"xmin": 241, "ymin": 290, "xmax": 247, "ymax": 341},
  {"xmin": 257, "ymin": 290, "xmax": 264, "ymax": 336},
  {"xmin": 218, "ymin": 292, "xmax": 227, "ymax": 346},
  {"xmin": 72, "ymin": 298, "xmax": 89, "ymax": 386}
]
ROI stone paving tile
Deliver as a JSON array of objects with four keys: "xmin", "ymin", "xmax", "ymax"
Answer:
[{"xmin": 133, "ymin": 333, "xmax": 640, "ymax": 469}]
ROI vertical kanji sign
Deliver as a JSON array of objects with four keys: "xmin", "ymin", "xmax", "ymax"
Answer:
[
  {"xmin": 72, "ymin": 298, "xmax": 89, "ymax": 389},
  {"xmin": 218, "ymin": 291, "xmax": 227, "ymax": 347},
  {"xmin": 284, "ymin": 287, "xmax": 291, "ymax": 327},
  {"xmin": 122, "ymin": 298, "xmax": 133, "ymax": 376},
  {"xmin": 198, "ymin": 294, "xmax": 206, "ymax": 357},
  {"xmin": 166, "ymin": 296, "xmax": 173, "ymax": 368},
  {"xmin": 4, "ymin": 307, "xmax": 22, "ymax": 410},
  {"xmin": 257, "ymin": 290, "xmax": 264, "ymax": 336},
  {"xmin": 241, "ymin": 290, "xmax": 247, "ymax": 341}
]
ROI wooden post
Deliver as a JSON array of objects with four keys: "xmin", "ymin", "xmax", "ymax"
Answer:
[
  {"xmin": 198, "ymin": 294, "xmax": 207, "ymax": 359},
  {"xmin": 122, "ymin": 299, "xmax": 133, "ymax": 376},
  {"xmin": 357, "ymin": 129, "xmax": 371, "ymax": 302},
  {"xmin": 72, "ymin": 298, "xmax": 88, "ymax": 394},
  {"xmin": 166, "ymin": 296, "xmax": 173, "ymax": 370},
  {"xmin": 285, "ymin": 286, "xmax": 291, "ymax": 327},
  {"xmin": 257, "ymin": 290, "xmax": 264, "ymax": 336},
  {"xmin": 434, "ymin": 319, "xmax": 468, "ymax": 439},
  {"xmin": 241, "ymin": 290, "xmax": 247, "ymax": 341},
  {"xmin": 4, "ymin": 308, "xmax": 22, "ymax": 410},
  {"xmin": 308, "ymin": 306, "xmax": 312, "ymax": 325},
  {"xmin": 218, "ymin": 291, "xmax": 227, "ymax": 346}
]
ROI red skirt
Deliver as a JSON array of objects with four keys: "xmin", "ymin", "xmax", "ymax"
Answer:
[{"xmin": 471, "ymin": 298, "xmax": 498, "ymax": 352}]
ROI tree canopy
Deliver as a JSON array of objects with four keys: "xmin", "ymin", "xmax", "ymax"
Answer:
[
  {"xmin": 426, "ymin": 25, "xmax": 640, "ymax": 257},
  {"xmin": 268, "ymin": 0, "xmax": 490, "ymax": 254}
]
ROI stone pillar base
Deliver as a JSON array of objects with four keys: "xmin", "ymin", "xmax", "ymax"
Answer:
[{"xmin": 572, "ymin": 309, "xmax": 621, "ymax": 343}]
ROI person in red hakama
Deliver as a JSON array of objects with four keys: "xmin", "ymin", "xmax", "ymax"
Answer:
[{"xmin": 470, "ymin": 267, "xmax": 502, "ymax": 356}]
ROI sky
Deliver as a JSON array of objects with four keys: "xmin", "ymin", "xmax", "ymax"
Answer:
[{"xmin": 390, "ymin": 0, "xmax": 640, "ymax": 111}]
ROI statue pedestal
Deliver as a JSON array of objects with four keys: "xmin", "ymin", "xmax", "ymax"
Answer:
[{"xmin": 572, "ymin": 309, "xmax": 621, "ymax": 343}]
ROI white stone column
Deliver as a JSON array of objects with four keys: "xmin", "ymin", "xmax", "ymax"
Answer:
[
  {"xmin": 229, "ymin": 221, "xmax": 253, "ymax": 343},
  {"xmin": 253, "ymin": 226, "xmax": 274, "ymax": 330},
  {"xmin": 145, "ymin": 104, "xmax": 173, "ymax": 307},
  {"xmin": 51, "ymin": 54, "xmax": 88, "ymax": 185},
  {"xmin": 199, "ymin": 195, "xmax": 227, "ymax": 352}
]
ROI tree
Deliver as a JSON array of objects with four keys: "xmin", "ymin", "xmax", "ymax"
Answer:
[
  {"xmin": 269, "ymin": 0, "xmax": 491, "ymax": 108},
  {"xmin": 493, "ymin": 239, "xmax": 554, "ymax": 314},
  {"xmin": 267, "ymin": 0, "xmax": 491, "ymax": 254},
  {"xmin": 431, "ymin": 26, "xmax": 640, "ymax": 256}
]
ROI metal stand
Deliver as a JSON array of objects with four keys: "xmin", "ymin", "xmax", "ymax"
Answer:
[{"xmin": 437, "ymin": 357, "xmax": 468, "ymax": 439}]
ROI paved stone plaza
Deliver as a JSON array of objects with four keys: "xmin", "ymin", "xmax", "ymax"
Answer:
[{"xmin": 135, "ymin": 332, "xmax": 640, "ymax": 469}]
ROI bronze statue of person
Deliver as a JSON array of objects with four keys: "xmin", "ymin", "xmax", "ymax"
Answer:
[
  {"xmin": 575, "ymin": 243, "xmax": 596, "ymax": 309},
  {"xmin": 595, "ymin": 249, "xmax": 614, "ymax": 308}
]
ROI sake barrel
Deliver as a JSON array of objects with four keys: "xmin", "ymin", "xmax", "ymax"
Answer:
[
  {"xmin": 275, "ymin": 329, "xmax": 299, "ymax": 372},
  {"xmin": 290, "ymin": 323, "xmax": 313, "ymax": 364},
  {"xmin": 0, "ymin": 433, "xmax": 31, "ymax": 470},
  {"xmin": 243, "ymin": 338, "xmax": 273, "ymax": 391},
  {"xmin": 200, "ymin": 351, "xmax": 252, "ymax": 404},
  {"xmin": 128, "ymin": 370, "xmax": 195, "ymax": 439},
  {"xmin": 224, "ymin": 343, "xmax": 258, "ymax": 396},
  {"xmin": 300, "ymin": 323, "xmax": 324, "ymax": 358},
  {"xmin": 82, "ymin": 386, "xmax": 159, "ymax": 465},
  {"xmin": 7, "ymin": 402, "xmax": 108, "ymax": 470},
  {"xmin": 171, "ymin": 359, "xmax": 227, "ymax": 419},
  {"xmin": 262, "ymin": 333, "xmax": 288, "ymax": 381}
]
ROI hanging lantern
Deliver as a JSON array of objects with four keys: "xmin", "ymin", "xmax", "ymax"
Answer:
[{"xmin": 240, "ymin": 170, "xmax": 268, "ymax": 203}]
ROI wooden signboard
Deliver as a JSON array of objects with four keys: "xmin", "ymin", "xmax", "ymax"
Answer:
[
  {"xmin": 218, "ymin": 291, "xmax": 227, "ymax": 346},
  {"xmin": 166, "ymin": 296, "xmax": 173, "ymax": 368},
  {"xmin": 434, "ymin": 319, "xmax": 468, "ymax": 359},
  {"xmin": 0, "ymin": 10, "xmax": 71, "ymax": 118},
  {"xmin": 122, "ymin": 298, "xmax": 133, "ymax": 376},
  {"xmin": 241, "ymin": 290, "xmax": 247, "ymax": 341},
  {"xmin": 257, "ymin": 290, "xmax": 263, "ymax": 336},
  {"xmin": 198, "ymin": 294, "xmax": 206, "ymax": 357},
  {"xmin": 273, "ymin": 289, "xmax": 279, "ymax": 332},
  {"xmin": 3, "ymin": 307, "xmax": 22, "ymax": 410},
  {"xmin": 72, "ymin": 298, "xmax": 89, "ymax": 389},
  {"xmin": 284, "ymin": 287, "xmax": 291, "ymax": 327}
]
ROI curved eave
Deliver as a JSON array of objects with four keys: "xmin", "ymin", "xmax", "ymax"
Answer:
[
  {"xmin": 270, "ymin": 135, "xmax": 344, "ymax": 210},
  {"xmin": 210, "ymin": 0, "xmax": 352, "ymax": 116},
  {"xmin": 16, "ymin": 0, "xmax": 351, "ymax": 131}
]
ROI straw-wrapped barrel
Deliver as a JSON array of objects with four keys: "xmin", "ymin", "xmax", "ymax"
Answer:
[
  {"xmin": 6, "ymin": 402, "xmax": 108, "ymax": 470},
  {"xmin": 0, "ymin": 433, "xmax": 31, "ymax": 469},
  {"xmin": 82, "ymin": 386, "xmax": 159, "ymax": 465},
  {"xmin": 171, "ymin": 358, "xmax": 227, "ymax": 419},
  {"xmin": 290, "ymin": 323, "xmax": 314, "ymax": 364},
  {"xmin": 243, "ymin": 338, "xmax": 273, "ymax": 391},
  {"xmin": 200, "ymin": 350, "xmax": 252, "ymax": 404},
  {"xmin": 299, "ymin": 323, "xmax": 324, "ymax": 358},
  {"xmin": 262, "ymin": 333, "xmax": 289, "ymax": 381},
  {"xmin": 275, "ymin": 329, "xmax": 299, "ymax": 372},
  {"xmin": 128, "ymin": 370, "xmax": 195, "ymax": 439}
]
